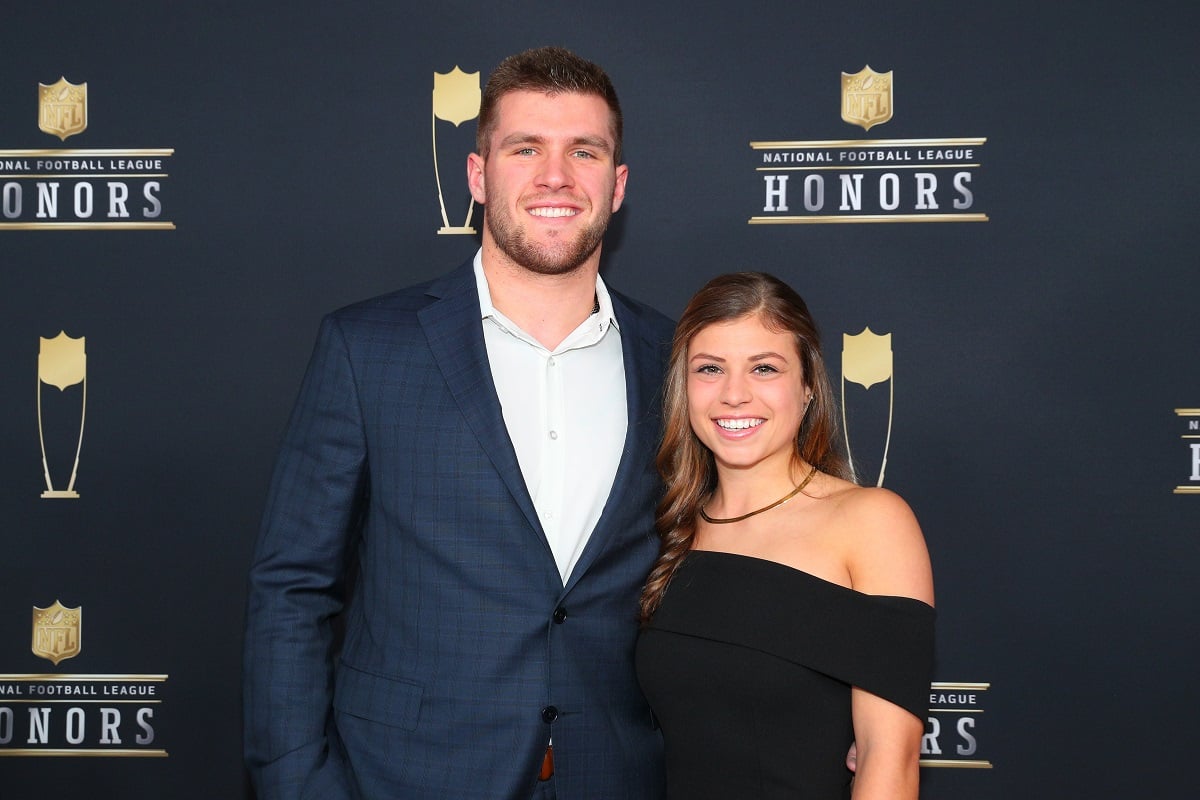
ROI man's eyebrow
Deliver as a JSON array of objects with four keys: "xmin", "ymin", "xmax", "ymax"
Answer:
[
  {"xmin": 498, "ymin": 132, "xmax": 544, "ymax": 149},
  {"xmin": 569, "ymin": 135, "xmax": 613, "ymax": 153},
  {"xmin": 496, "ymin": 133, "xmax": 613, "ymax": 153}
]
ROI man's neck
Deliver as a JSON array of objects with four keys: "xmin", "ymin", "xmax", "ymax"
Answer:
[{"xmin": 481, "ymin": 245, "xmax": 602, "ymax": 350}]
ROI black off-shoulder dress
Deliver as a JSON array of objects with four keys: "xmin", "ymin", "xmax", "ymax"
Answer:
[{"xmin": 636, "ymin": 550, "xmax": 934, "ymax": 800}]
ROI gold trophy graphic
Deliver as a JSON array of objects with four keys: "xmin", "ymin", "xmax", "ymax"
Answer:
[
  {"xmin": 841, "ymin": 328, "xmax": 893, "ymax": 487},
  {"xmin": 432, "ymin": 66, "xmax": 481, "ymax": 234},
  {"xmin": 38, "ymin": 331, "xmax": 87, "ymax": 498}
]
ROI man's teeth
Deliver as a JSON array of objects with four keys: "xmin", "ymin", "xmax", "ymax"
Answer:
[
  {"xmin": 529, "ymin": 207, "xmax": 578, "ymax": 217},
  {"xmin": 717, "ymin": 418, "xmax": 763, "ymax": 430}
]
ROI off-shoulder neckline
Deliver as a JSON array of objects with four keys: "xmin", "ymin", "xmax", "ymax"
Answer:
[{"xmin": 686, "ymin": 549, "xmax": 934, "ymax": 611}]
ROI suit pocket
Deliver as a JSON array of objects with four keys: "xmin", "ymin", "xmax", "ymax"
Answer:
[{"xmin": 333, "ymin": 661, "xmax": 423, "ymax": 732}]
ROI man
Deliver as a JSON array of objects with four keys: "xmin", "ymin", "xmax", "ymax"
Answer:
[{"xmin": 243, "ymin": 47, "xmax": 672, "ymax": 800}]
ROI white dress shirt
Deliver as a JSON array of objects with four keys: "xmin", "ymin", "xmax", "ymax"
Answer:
[{"xmin": 473, "ymin": 252, "xmax": 627, "ymax": 583}]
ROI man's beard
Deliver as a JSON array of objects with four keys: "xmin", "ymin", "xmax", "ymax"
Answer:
[{"xmin": 485, "ymin": 202, "xmax": 611, "ymax": 276}]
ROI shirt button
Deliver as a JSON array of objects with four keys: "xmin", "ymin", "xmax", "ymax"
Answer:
[
  {"xmin": 553, "ymin": 607, "xmax": 568, "ymax": 624},
  {"xmin": 541, "ymin": 706, "xmax": 559, "ymax": 723},
  {"xmin": 549, "ymin": 430, "xmax": 558, "ymax": 440}
]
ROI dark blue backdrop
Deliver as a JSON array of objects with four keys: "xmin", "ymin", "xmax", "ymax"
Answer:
[{"xmin": 2, "ymin": 3, "xmax": 1196, "ymax": 798}]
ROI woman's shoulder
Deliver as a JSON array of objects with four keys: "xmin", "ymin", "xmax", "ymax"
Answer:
[
  {"xmin": 830, "ymin": 483, "xmax": 916, "ymax": 523},
  {"xmin": 809, "ymin": 474, "xmax": 914, "ymax": 524},
  {"xmin": 818, "ymin": 481, "xmax": 934, "ymax": 605}
]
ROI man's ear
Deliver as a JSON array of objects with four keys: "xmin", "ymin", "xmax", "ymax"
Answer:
[
  {"xmin": 467, "ymin": 153, "xmax": 486, "ymax": 204},
  {"xmin": 611, "ymin": 163, "xmax": 629, "ymax": 213}
]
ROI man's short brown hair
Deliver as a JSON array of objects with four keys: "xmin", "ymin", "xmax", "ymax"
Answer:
[{"xmin": 476, "ymin": 46, "xmax": 623, "ymax": 163}]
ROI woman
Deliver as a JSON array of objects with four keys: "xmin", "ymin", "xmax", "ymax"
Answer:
[{"xmin": 636, "ymin": 273, "xmax": 934, "ymax": 799}]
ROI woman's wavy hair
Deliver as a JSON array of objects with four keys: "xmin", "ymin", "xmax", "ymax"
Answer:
[{"xmin": 639, "ymin": 272, "xmax": 853, "ymax": 623}]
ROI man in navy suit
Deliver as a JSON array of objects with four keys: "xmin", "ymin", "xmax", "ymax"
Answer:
[{"xmin": 243, "ymin": 47, "xmax": 672, "ymax": 800}]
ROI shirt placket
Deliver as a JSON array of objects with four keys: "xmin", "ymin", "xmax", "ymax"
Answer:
[{"xmin": 539, "ymin": 352, "xmax": 566, "ymax": 570}]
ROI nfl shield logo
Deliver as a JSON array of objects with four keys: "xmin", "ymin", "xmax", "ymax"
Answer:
[
  {"xmin": 39, "ymin": 331, "xmax": 87, "ymax": 391},
  {"xmin": 39, "ymin": 77, "xmax": 88, "ymax": 141},
  {"xmin": 842, "ymin": 328, "xmax": 893, "ymax": 390},
  {"xmin": 32, "ymin": 600, "xmax": 82, "ymax": 665},
  {"xmin": 433, "ymin": 67, "xmax": 481, "ymax": 127},
  {"xmin": 841, "ymin": 66, "xmax": 892, "ymax": 132}
]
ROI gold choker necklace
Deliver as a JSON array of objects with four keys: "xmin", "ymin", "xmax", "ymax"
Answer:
[{"xmin": 699, "ymin": 464, "xmax": 818, "ymax": 524}]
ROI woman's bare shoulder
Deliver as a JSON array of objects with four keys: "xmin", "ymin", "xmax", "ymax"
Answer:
[{"xmin": 824, "ymin": 484, "xmax": 933, "ymax": 605}]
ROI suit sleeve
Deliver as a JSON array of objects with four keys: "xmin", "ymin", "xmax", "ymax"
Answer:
[{"xmin": 243, "ymin": 316, "xmax": 368, "ymax": 800}]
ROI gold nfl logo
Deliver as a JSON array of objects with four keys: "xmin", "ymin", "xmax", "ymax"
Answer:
[
  {"xmin": 841, "ymin": 66, "xmax": 892, "ymax": 132},
  {"xmin": 32, "ymin": 600, "xmax": 82, "ymax": 665},
  {"xmin": 39, "ymin": 77, "xmax": 88, "ymax": 141}
]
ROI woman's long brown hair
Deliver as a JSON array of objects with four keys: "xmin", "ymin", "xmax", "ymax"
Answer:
[{"xmin": 639, "ymin": 272, "xmax": 853, "ymax": 623}]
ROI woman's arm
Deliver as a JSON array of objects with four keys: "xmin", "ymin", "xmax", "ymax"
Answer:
[
  {"xmin": 850, "ymin": 688, "xmax": 925, "ymax": 800},
  {"xmin": 843, "ymin": 487, "xmax": 934, "ymax": 800}
]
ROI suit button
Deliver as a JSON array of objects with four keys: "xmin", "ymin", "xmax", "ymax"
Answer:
[
  {"xmin": 552, "ymin": 607, "xmax": 568, "ymax": 624},
  {"xmin": 541, "ymin": 706, "xmax": 558, "ymax": 723}
]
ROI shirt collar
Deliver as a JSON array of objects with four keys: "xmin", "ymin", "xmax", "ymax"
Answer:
[{"xmin": 472, "ymin": 249, "xmax": 620, "ymax": 338}]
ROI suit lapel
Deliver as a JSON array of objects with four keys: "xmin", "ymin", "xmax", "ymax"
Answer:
[
  {"xmin": 418, "ymin": 262, "xmax": 547, "ymax": 545},
  {"xmin": 564, "ymin": 293, "xmax": 664, "ymax": 593}
]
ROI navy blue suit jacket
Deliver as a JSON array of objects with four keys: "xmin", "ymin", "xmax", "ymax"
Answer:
[{"xmin": 244, "ymin": 260, "xmax": 672, "ymax": 799}]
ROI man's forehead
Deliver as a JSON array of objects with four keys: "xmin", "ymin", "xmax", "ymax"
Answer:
[{"xmin": 491, "ymin": 90, "xmax": 615, "ymax": 135}]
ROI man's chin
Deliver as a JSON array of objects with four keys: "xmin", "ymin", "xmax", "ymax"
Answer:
[
  {"xmin": 526, "ymin": 252, "xmax": 594, "ymax": 276},
  {"xmin": 486, "ymin": 210, "xmax": 609, "ymax": 276},
  {"xmin": 501, "ymin": 238, "xmax": 602, "ymax": 276}
]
